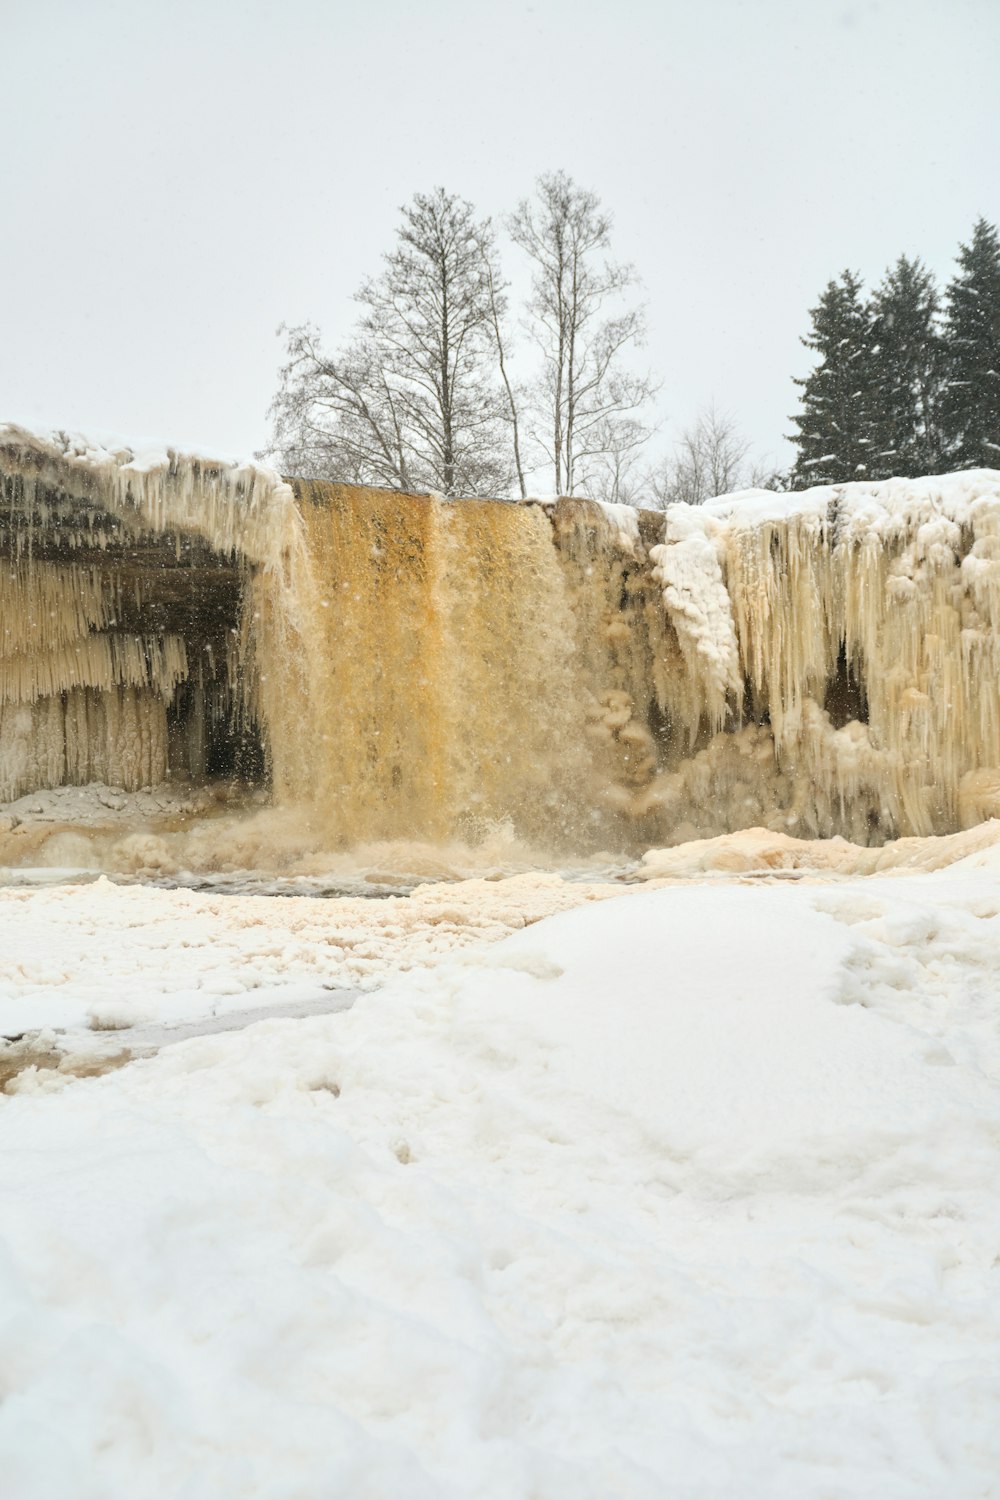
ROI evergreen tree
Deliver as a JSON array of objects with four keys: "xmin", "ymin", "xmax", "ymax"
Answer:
[
  {"xmin": 940, "ymin": 218, "xmax": 1000, "ymax": 469},
  {"xmin": 867, "ymin": 256, "xmax": 945, "ymax": 479},
  {"xmin": 789, "ymin": 270, "xmax": 876, "ymax": 487}
]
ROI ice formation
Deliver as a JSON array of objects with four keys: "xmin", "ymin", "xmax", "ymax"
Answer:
[
  {"xmin": 4, "ymin": 418, "xmax": 1000, "ymax": 857},
  {"xmin": 0, "ymin": 423, "xmax": 307, "ymax": 803},
  {"xmin": 649, "ymin": 472, "xmax": 1000, "ymax": 840}
]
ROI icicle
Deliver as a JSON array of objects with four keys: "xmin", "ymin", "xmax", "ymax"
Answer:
[
  {"xmin": 648, "ymin": 471, "xmax": 1000, "ymax": 839},
  {"xmin": 0, "ymin": 634, "xmax": 188, "ymax": 707},
  {"xmin": 0, "ymin": 564, "xmax": 119, "ymax": 655},
  {"xmin": 0, "ymin": 688, "xmax": 169, "ymax": 800},
  {"xmin": 0, "ymin": 422, "xmax": 309, "ymax": 804}
]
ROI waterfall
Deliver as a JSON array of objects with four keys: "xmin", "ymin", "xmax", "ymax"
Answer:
[{"xmin": 4, "ymin": 423, "xmax": 1000, "ymax": 860}]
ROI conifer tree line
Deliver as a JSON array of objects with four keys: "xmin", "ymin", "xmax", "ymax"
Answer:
[
  {"xmin": 789, "ymin": 218, "xmax": 1000, "ymax": 487},
  {"xmin": 264, "ymin": 179, "xmax": 1000, "ymax": 502}
]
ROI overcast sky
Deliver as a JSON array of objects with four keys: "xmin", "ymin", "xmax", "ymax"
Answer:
[{"xmin": 2, "ymin": 0, "xmax": 997, "ymax": 476}]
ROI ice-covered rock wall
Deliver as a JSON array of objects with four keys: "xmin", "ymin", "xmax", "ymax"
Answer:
[
  {"xmin": 645, "ymin": 473, "xmax": 1000, "ymax": 842},
  {"xmin": 0, "ymin": 424, "xmax": 306, "ymax": 801},
  {"xmin": 3, "ymin": 421, "xmax": 1000, "ymax": 852}
]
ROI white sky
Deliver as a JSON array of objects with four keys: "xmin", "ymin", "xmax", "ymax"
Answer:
[{"xmin": 2, "ymin": 0, "xmax": 997, "ymax": 473}]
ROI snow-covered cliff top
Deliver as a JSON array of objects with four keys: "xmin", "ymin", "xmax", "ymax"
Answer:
[
  {"xmin": 0, "ymin": 420, "xmax": 288, "ymax": 492},
  {"xmin": 702, "ymin": 468, "xmax": 1000, "ymax": 529}
]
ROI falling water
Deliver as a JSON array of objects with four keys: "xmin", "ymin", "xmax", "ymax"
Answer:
[{"xmin": 4, "ymin": 424, "xmax": 1000, "ymax": 875}]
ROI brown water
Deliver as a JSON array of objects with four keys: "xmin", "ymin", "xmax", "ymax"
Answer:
[{"xmin": 4, "ymin": 428, "xmax": 1000, "ymax": 872}]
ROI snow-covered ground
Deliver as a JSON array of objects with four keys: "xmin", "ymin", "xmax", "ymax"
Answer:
[
  {"xmin": 2, "ymin": 833, "xmax": 1000, "ymax": 1495},
  {"xmin": 0, "ymin": 872, "xmax": 625, "ymax": 1037}
]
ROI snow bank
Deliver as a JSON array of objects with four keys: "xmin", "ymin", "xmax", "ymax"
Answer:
[
  {"xmin": 639, "ymin": 819, "xmax": 1000, "ymax": 877},
  {"xmin": 7, "ymin": 821, "xmax": 1000, "ymax": 1039},
  {"xmin": 1, "ymin": 865, "xmax": 1000, "ymax": 1495},
  {"xmin": 0, "ymin": 871, "xmax": 623, "ymax": 1036}
]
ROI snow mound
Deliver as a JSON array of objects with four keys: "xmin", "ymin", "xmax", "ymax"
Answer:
[{"xmin": 639, "ymin": 820, "xmax": 1000, "ymax": 878}]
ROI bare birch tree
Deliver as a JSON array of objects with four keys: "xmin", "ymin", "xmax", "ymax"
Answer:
[
  {"xmin": 264, "ymin": 189, "xmax": 513, "ymax": 496},
  {"xmin": 508, "ymin": 171, "xmax": 656, "ymax": 495},
  {"xmin": 482, "ymin": 246, "xmax": 527, "ymax": 498}
]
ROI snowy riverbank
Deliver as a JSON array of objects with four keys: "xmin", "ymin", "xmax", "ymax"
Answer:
[{"xmin": 2, "ymin": 837, "xmax": 1000, "ymax": 1495}]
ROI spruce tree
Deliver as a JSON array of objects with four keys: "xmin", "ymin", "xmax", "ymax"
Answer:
[
  {"xmin": 867, "ymin": 256, "xmax": 945, "ymax": 479},
  {"xmin": 789, "ymin": 270, "xmax": 876, "ymax": 487},
  {"xmin": 940, "ymin": 218, "xmax": 1000, "ymax": 469}
]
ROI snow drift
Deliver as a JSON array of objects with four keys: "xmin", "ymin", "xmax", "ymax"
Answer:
[{"xmin": 3, "ymin": 869, "xmax": 1000, "ymax": 1496}]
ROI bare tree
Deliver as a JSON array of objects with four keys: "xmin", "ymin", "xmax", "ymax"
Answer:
[
  {"xmin": 645, "ymin": 405, "xmax": 774, "ymax": 507},
  {"xmin": 508, "ymin": 171, "xmax": 656, "ymax": 495},
  {"xmin": 576, "ymin": 417, "xmax": 654, "ymax": 505},
  {"xmin": 481, "ymin": 245, "xmax": 527, "ymax": 498},
  {"xmin": 263, "ymin": 189, "xmax": 513, "ymax": 496},
  {"xmin": 264, "ymin": 326, "xmax": 413, "ymax": 486}
]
